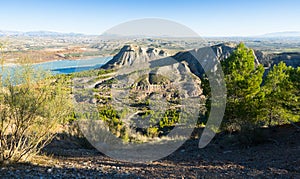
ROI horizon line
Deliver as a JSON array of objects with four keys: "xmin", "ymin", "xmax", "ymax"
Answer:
[{"xmin": 1, "ymin": 29, "xmax": 300, "ymax": 38}]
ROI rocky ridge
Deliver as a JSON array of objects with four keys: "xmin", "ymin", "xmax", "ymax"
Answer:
[
  {"xmin": 102, "ymin": 43, "xmax": 300, "ymax": 76},
  {"xmin": 101, "ymin": 45, "xmax": 168, "ymax": 69}
]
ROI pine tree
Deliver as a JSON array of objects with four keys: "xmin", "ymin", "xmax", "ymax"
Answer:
[
  {"xmin": 222, "ymin": 43, "xmax": 265, "ymax": 131},
  {"xmin": 261, "ymin": 62, "xmax": 299, "ymax": 125},
  {"xmin": 288, "ymin": 67, "xmax": 300, "ymax": 120}
]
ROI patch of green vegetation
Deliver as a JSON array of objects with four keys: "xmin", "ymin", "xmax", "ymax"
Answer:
[
  {"xmin": 97, "ymin": 105, "xmax": 129, "ymax": 141},
  {"xmin": 101, "ymin": 78, "xmax": 118, "ymax": 85},
  {"xmin": 64, "ymin": 53, "xmax": 82, "ymax": 58},
  {"xmin": 135, "ymin": 109, "xmax": 180, "ymax": 138},
  {"xmin": 148, "ymin": 73, "xmax": 170, "ymax": 85},
  {"xmin": 29, "ymin": 46, "xmax": 45, "ymax": 51}
]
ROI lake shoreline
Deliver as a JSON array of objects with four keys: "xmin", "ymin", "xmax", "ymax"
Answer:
[
  {"xmin": 2, "ymin": 55, "xmax": 111, "ymax": 66},
  {"xmin": 1, "ymin": 56, "xmax": 112, "ymax": 74}
]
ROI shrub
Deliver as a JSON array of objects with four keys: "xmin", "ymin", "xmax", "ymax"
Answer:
[
  {"xmin": 146, "ymin": 127, "xmax": 159, "ymax": 138},
  {"xmin": 0, "ymin": 65, "xmax": 71, "ymax": 164}
]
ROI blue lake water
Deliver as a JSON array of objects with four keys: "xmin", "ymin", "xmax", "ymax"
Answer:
[
  {"xmin": 1, "ymin": 56, "xmax": 112, "ymax": 76},
  {"xmin": 35, "ymin": 56, "xmax": 112, "ymax": 74}
]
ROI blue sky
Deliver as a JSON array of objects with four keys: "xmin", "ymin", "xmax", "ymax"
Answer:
[{"xmin": 0, "ymin": 0, "xmax": 300, "ymax": 36}]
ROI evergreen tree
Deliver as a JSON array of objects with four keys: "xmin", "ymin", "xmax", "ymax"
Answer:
[
  {"xmin": 261, "ymin": 62, "xmax": 299, "ymax": 125},
  {"xmin": 222, "ymin": 43, "xmax": 265, "ymax": 131},
  {"xmin": 288, "ymin": 67, "xmax": 300, "ymax": 120}
]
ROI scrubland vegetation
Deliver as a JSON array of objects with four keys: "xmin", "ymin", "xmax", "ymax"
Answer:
[{"xmin": 0, "ymin": 43, "xmax": 299, "ymax": 164}]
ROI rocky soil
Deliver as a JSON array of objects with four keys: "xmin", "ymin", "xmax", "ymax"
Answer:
[{"xmin": 0, "ymin": 123, "xmax": 299, "ymax": 179}]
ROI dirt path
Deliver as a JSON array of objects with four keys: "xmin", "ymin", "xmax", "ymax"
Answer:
[{"xmin": 1, "ymin": 124, "xmax": 299, "ymax": 178}]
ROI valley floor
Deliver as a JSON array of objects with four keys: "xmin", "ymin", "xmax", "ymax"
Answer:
[{"xmin": 1, "ymin": 124, "xmax": 299, "ymax": 179}]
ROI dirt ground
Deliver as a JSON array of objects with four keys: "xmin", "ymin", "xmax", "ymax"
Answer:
[{"xmin": 1, "ymin": 123, "xmax": 299, "ymax": 179}]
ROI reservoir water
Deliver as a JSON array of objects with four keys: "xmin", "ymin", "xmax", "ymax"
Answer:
[
  {"xmin": 35, "ymin": 56, "xmax": 112, "ymax": 74},
  {"xmin": 1, "ymin": 56, "xmax": 112, "ymax": 76}
]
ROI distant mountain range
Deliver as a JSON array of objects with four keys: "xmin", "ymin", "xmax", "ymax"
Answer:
[
  {"xmin": 1, "ymin": 30, "xmax": 300, "ymax": 38},
  {"xmin": 260, "ymin": 31, "xmax": 300, "ymax": 37},
  {"xmin": 0, "ymin": 30, "xmax": 84, "ymax": 37}
]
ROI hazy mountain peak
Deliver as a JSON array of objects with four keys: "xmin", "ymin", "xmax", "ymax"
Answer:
[
  {"xmin": 262, "ymin": 31, "xmax": 300, "ymax": 37},
  {"xmin": 0, "ymin": 30, "xmax": 84, "ymax": 37}
]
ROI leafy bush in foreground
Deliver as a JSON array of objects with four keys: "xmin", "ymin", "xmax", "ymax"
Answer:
[{"xmin": 0, "ymin": 65, "xmax": 72, "ymax": 164}]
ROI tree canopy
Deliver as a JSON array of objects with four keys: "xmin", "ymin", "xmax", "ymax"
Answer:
[{"xmin": 222, "ymin": 43, "xmax": 265, "ymax": 131}]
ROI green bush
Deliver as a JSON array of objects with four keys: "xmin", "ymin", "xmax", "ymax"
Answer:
[
  {"xmin": 147, "ymin": 127, "xmax": 159, "ymax": 138},
  {"xmin": 0, "ymin": 65, "xmax": 72, "ymax": 164},
  {"xmin": 97, "ymin": 105, "xmax": 128, "ymax": 139}
]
